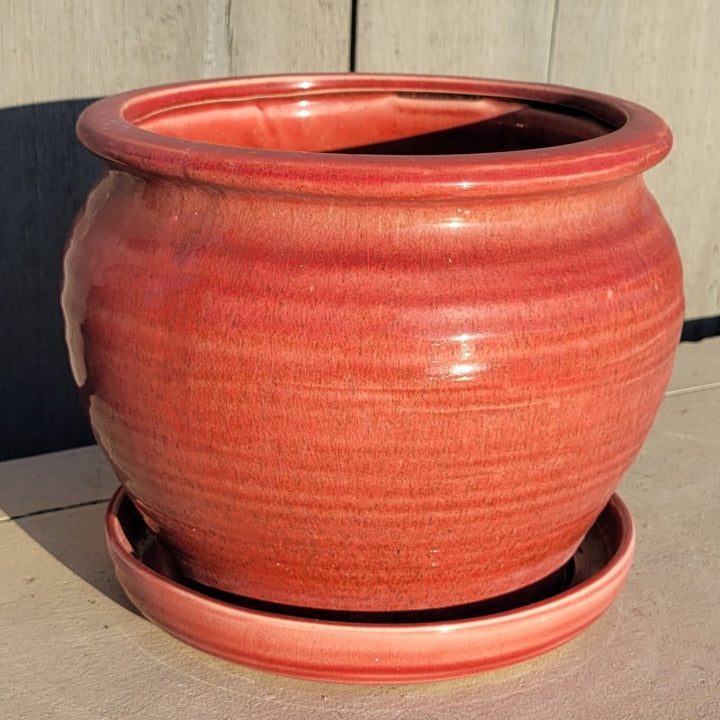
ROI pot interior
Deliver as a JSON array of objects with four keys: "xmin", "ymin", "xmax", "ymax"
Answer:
[{"xmin": 135, "ymin": 90, "xmax": 616, "ymax": 155}]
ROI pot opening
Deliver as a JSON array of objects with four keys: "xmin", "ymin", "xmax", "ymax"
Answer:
[{"xmin": 134, "ymin": 89, "xmax": 617, "ymax": 156}]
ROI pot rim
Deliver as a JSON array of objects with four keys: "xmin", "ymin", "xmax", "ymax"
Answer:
[{"xmin": 77, "ymin": 73, "xmax": 672, "ymax": 199}]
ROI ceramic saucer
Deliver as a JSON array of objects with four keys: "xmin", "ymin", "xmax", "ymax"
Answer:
[{"xmin": 105, "ymin": 488, "xmax": 634, "ymax": 684}]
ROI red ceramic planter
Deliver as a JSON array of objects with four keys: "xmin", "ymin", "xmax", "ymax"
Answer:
[{"xmin": 62, "ymin": 74, "xmax": 683, "ymax": 613}]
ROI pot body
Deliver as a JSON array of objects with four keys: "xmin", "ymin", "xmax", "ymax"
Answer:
[{"xmin": 62, "ymin": 75, "xmax": 683, "ymax": 611}]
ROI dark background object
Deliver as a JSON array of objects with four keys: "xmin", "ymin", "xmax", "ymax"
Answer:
[
  {"xmin": 0, "ymin": 100, "xmax": 99, "ymax": 460},
  {"xmin": 680, "ymin": 315, "xmax": 720, "ymax": 343}
]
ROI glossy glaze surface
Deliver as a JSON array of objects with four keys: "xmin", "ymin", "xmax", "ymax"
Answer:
[
  {"xmin": 105, "ymin": 488, "xmax": 635, "ymax": 683},
  {"xmin": 63, "ymin": 74, "xmax": 683, "ymax": 611}
]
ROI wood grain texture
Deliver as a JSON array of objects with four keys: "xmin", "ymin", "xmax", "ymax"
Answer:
[
  {"xmin": 354, "ymin": 0, "xmax": 556, "ymax": 81},
  {"xmin": 0, "ymin": 0, "xmax": 352, "ymax": 104},
  {"xmin": 549, "ymin": 0, "xmax": 720, "ymax": 318},
  {"xmin": 0, "ymin": 1, "xmax": 226, "ymax": 104},
  {"xmin": 0, "ymin": 0, "xmax": 227, "ymax": 460},
  {"xmin": 228, "ymin": 0, "xmax": 352, "ymax": 74},
  {"xmin": 0, "ymin": 0, "xmax": 351, "ymax": 459}
]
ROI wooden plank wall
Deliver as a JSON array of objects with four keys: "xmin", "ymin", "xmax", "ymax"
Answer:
[
  {"xmin": 356, "ymin": 0, "xmax": 720, "ymax": 320},
  {"xmin": 0, "ymin": 0, "xmax": 351, "ymax": 460},
  {"xmin": 549, "ymin": 0, "xmax": 720, "ymax": 331},
  {"xmin": 1, "ymin": 0, "xmax": 716, "ymax": 458},
  {"xmin": 356, "ymin": 0, "xmax": 557, "ymax": 81}
]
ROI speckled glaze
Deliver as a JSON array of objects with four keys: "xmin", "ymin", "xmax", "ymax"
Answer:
[
  {"xmin": 62, "ymin": 74, "xmax": 683, "ymax": 612},
  {"xmin": 105, "ymin": 487, "xmax": 635, "ymax": 683}
]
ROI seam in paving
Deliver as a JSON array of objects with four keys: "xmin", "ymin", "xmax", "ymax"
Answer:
[
  {"xmin": 665, "ymin": 381, "xmax": 720, "ymax": 397},
  {"xmin": 0, "ymin": 497, "xmax": 111, "ymax": 523}
]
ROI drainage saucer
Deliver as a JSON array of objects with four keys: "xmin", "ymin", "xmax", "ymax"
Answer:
[{"xmin": 105, "ymin": 488, "xmax": 634, "ymax": 684}]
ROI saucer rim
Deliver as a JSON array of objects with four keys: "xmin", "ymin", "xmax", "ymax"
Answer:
[{"xmin": 105, "ymin": 487, "xmax": 635, "ymax": 683}]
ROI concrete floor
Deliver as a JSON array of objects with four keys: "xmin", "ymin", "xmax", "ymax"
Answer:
[{"xmin": 2, "ymin": 337, "xmax": 719, "ymax": 719}]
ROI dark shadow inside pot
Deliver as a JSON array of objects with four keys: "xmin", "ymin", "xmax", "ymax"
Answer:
[
  {"xmin": 333, "ymin": 105, "xmax": 613, "ymax": 155},
  {"xmin": 135, "ymin": 91, "xmax": 616, "ymax": 155}
]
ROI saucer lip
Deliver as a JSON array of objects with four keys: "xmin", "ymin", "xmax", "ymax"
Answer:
[{"xmin": 105, "ymin": 487, "xmax": 634, "ymax": 632}]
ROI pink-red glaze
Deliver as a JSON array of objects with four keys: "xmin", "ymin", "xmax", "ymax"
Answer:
[
  {"xmin": 62, "ymin": 74, "xmax": 683, "ymax": 612},
  {"xmin": 105, "ymin": 487, "xmax": 635, "ymax": 683}
]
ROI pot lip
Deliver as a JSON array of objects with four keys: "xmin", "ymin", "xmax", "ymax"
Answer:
[{"xmin": 77, "ymin": 73, "xmax": 672, "ymax": 199}]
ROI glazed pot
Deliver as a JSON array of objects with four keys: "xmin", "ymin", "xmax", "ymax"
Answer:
[{"xmin": 62, "ymin": 74, "xmax": 683, "ymax": 612}]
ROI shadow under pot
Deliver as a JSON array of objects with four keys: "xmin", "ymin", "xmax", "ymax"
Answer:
[{"xmin": 62, "ymin": 73, "xmax": 683, "ymax": 614}]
